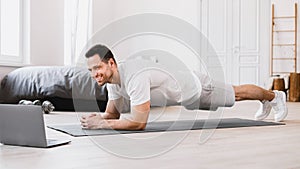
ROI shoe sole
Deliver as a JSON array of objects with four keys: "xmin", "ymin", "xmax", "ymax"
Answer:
[
  {"xmin": 255, "ymin": 103, "xmax": 272, "ymax": 121},
  {"xmin": 275, "ymin": 107, "xmax": 288, "ymax": 122},
  {"xmin": 255, "ymin": 111, "xmax": 271, "ymax": 120},
  {"xmin": 274, "ymin": 91, "xmax": 288, "ymax": 122}
]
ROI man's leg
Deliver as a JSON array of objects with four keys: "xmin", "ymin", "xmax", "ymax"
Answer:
[
  {"xmin": 233, "ymin": 84, "xmax": 275, "ymax": 101},
  {"xmin": 233, "ymin": 84, "xmax": 287, "ymax": 122}
]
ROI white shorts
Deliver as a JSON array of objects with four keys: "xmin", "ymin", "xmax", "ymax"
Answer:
[{"xmin": 193, "ymin": 72, "xmax": 235, "ymax": 110}]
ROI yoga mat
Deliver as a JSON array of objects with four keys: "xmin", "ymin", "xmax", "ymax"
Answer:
[{"xmin": 48, "ymin": 118, "xmax": 284, "ymax": 137}]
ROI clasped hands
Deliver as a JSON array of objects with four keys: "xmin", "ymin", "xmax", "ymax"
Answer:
[{"xmin": 80, "ymin": 113, "xmax": 106, "ymax": 129}]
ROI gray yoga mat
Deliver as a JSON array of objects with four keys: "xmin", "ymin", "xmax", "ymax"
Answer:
[{"xmin": 47, "ymin": 118, "xmax": 284, "ymax": 137}]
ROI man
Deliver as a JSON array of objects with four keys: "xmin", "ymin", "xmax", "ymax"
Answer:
[{"xmin": 80, "ymin": 44, "xmax": 288, "ymax": 130}]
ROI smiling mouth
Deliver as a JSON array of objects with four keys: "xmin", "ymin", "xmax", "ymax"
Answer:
[{"xmin": 96, "ymin": 77, "xmax": 103, "ymax": 82}]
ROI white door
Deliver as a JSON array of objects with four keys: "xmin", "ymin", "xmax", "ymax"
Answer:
[{"xmin": 201, "ymin": 0, "xmax": 270, "ymax": 86}]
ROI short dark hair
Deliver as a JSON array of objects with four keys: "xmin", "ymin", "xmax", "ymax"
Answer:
[{"xmin": 85, "ymin": 44, "xmax": 116, "ymax": 64}]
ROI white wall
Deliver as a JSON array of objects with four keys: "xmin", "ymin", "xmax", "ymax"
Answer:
[
  {"xmin": 90, "ymin": 0, "xmax": 299, "ymax": 85},
  {"xmin": 1, "ymin": 1, "xmax": 298, "ymax": 81},
  {"xmin": 93, "ymin": 0, "xmax": 200, "ymax": 32},
  {"xmin": 0, "ymin": 0, "xmax": 64, "ymax": 78},
  {"xmin": 30, "ymin": 0, "xmax": 64, "ymax": 66},
  {"xmin": 91, "ymin": 0, "xmax": 202, "ymax": 71}
]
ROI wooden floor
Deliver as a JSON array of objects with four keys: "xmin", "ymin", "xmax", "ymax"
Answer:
[{"xmin": 1, "ymin": 101, "xmax": 300, "ymax": 169}]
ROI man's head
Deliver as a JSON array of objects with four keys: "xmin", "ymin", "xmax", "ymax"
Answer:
[
  {"xmin": 85, "ymin": 44, "xmax": 116, "ymax": 64},
  {"xmin": 85, "ymin": 44, "xmax": 118, "ymax": 86}
]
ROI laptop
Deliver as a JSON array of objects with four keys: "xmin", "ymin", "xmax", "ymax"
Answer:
[{"xmin": 0, "ymin": 104, "xmax": 71, "ymax": 148}]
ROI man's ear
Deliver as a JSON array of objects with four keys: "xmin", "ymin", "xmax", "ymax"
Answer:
[{"xmin": 108, "ymin": 58, "xmax": 115, "ymax": 67}]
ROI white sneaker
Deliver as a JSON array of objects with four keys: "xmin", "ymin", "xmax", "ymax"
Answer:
[
  {"xmin": 270, "ymin": 91, "xmax": 288, "ymax": 122},
  {"xmin": 255, "ymin": 100, "xmax": 272, "ymax": 120}
]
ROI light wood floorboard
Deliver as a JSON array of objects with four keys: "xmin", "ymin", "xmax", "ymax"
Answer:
[{"xmin": 1, "ymin": 101, "xmax": 300, "ymax": 169}]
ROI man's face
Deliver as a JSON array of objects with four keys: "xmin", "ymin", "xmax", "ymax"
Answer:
[{"xmin": 87, "ymin": 54, "xmax": 114, "ymax": 86}]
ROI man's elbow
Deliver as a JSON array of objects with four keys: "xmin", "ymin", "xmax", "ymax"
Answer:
[
  {"xmin": 130, "ymin": 122, "xmax": 147, "ymax": 130},
  {"xmin": 137, "ymin": 123, "xmax": 147, "ymax": 130}
]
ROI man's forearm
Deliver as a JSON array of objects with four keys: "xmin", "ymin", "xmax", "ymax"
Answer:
[
  {"xmin": 101, "ymin": 112, "xmax": 120, "ymax": 119},
  {"xmin": 101, "ymin": 119, "xmax": 146, "ymax": 130},
  {"xmin": 85, "ymin": 101, "xmax": 150, "ymax": 130}
]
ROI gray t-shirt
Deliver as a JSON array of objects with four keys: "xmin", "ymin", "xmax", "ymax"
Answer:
[{"xmin": 107, "ymin": 59, "xmax": 202, "ymax": 110}]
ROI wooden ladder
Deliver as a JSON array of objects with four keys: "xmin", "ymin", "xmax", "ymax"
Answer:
[{"xmin": 270, "ymin": 3, "xmax": 298, "ymax": 76}]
